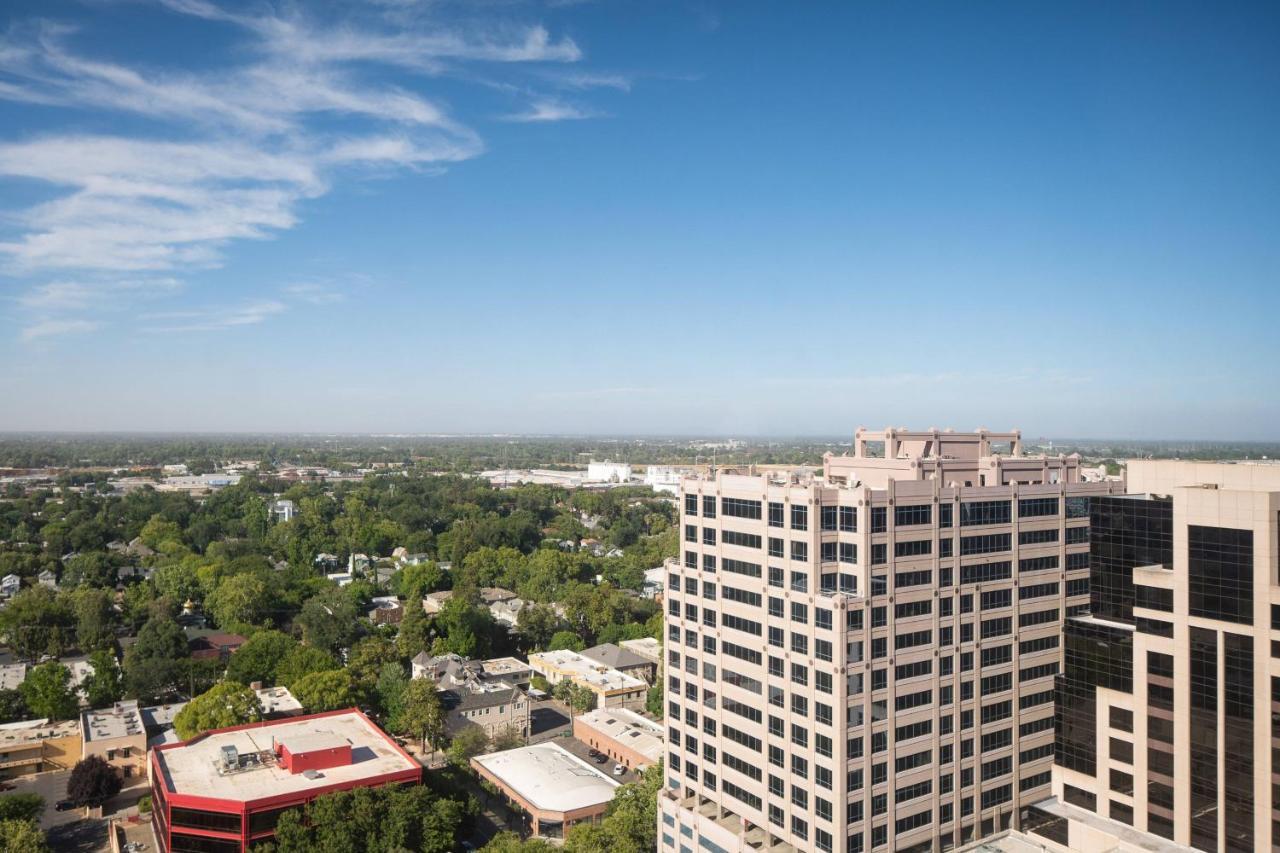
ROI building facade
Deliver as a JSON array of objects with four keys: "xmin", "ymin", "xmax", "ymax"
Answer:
[
  {"xmin": 1043, "ymin": 459, "xmax": 1280, "ymax": 853},
  {"xmin": 659, "ymin": 427, "xmax": 1123, "ymax": 853},
  {"xmin": 149, "ymin": 709, "xmax": 420, "ymax": 853}
]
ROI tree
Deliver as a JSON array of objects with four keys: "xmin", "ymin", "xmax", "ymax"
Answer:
[
  {"xmin": 0, "ymin": 818, "xmax": 50, "ymax": 853},
  {"xmin": 174, "ymin": 682, "xmax": 264, "ymax": 740},
  {"xmin": 516, "ymin": 603, "xmax": 561, "ymax": 650},
  {"xmin": 397, "ymin": 678, "xmax": 445, "ymax": 755},
  {"xmin": 0, "ymin": 587, "xmax": 73, "ymax": 663},
  {"xmin": 346, "ymin": 637, "xmax": 399, "ymax": 693},
  {"xmin": 226, "ymin": 630, "xmax": 297, "ymax": 687},
  {"xmin": 446, "ymin": 726, "xmax": 490, "ymax": 766},
  {"xmin": 645, "ymin": 683, "xmax": 663, "ymax": 718},
  {"xmin": 482, "ymin": 832, "xmax": 555, "ymax": 852},
  {"xmin": 253, "ymin": 784, "xmax": 466, "ymax": 853},
  {"xmin": 490, "ymin": 725, "xmax": 524, "ymax": 751},
  {"xmin": 547, "ymin": 630, "xmax": 585, "ymax": 653},
  {"xmin": 395, "ymin": 561, "xmax": 444, "ymax": 600},
  {"xmin": 291, "ymin": 670, "xmax": 356, "ymax": 713},
  {"xmin": 67, "ymin": 755, "xmax": 121, "ymax": 807},
  {"xmin": 138, "ymin": 515, "xmax": 183, "ymax": 550},
  {"xmin": 68, "ymin": 587, "xmax": 116, "ymax": 653},
  {"xmin": 375, "ymin": 661, "xmax": 410, "ymax": 726},
  {"xmin": 395, "ymin": 597, "xmax": 433, "ymax": 659},
  {"xmin": 205, "ymin": 573, "xmax": 270, "ymax": 629},
  {"xmin": 81, "ymin": 651, "xmax": 124, "ymax": 708},
  {"xmin": 430, "ymin": 593, "xmax": 495, "ymax": 659},
  {"xmin": 275, "ymin": 646, "xmax": 337, "ymax": 690},
  {"xmin": 295, "ymin": 587, "xmax": 359, "ymax": 654},
  {"xmin": 0, "ymin": 794, "xmax": 43, "ymax": 823},
  {"xmin": 124, "ymin": 615, "xmax": 189, "ymax": 702},
  {"xmin": 19, "ymin": 662, "xmax": 77, "ymax": 721},
  {"xmin": 0, "ymin": 690, "xmax": 28, "ymax": 725}
]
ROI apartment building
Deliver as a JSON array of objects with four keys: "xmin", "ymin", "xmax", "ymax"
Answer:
[
  {"xmin": 1029, "ymin": 459, "xmax": 1280, "ymax": 853},
  {"xmin": 659, "ymin": 427, "xmax": 1123, "ymax": 853}
]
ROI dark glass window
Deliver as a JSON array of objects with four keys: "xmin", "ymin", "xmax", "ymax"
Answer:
[
  {"xmin": 960, "ymin": 500, "xmax": 1010, "ymax": 526},
  {"xmin": 1189, "ymin": 627, "xmax": 1218, "ymax": 852},
  {"xmin": 821, "ymin": 505, "xmax": 838, "ymax": 531},
  {"xmin": 171, "ymin": 808, "xmax": 243, "ymax": 834},
  {"xmin": 1056, "ymin": 619, "xmax": 1132, "ymax": 777},
  {"xmin": 894, "ymin": 504, "xmax": 931, "ymax": 527},
  {"xmin": 1134, "ymin": 585, "xmax": 1173, "ymax": 612},
  {"xmin": 768, "ymin": 502, "xmax": 784, "ymax": 527},
  {"xmin": 790, "ymin": 504, "xmax": 808, "ymax": 531},
  {"xmin": 702, "ymin": 495, "xmax": 716, "ymax": 518},
  {"xmin": 1223, "ymin": 632, "xmax": 1253, "ymax": 851},
  {"xmin": 1088, "ymin": 495, "xmax": 1172, "ymax": 623},
  {"xmin": 870, "ymin": 507, "xmax": 887, "ymax": 533},
  {"xmin": 1018, "ymin": 497, "xmax": 1058, "ymax": 518},
  {"xmin": 1188, "ymin": 525, "xmax": 1253, "ymax": 625},
  {"xmin": 721, "ymin": 497, "xmax": 762, "ymax": 520}
]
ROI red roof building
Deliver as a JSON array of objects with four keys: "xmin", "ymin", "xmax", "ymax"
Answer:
[{"xmin": 149, "ymin": 708, "xmax": 421, "ymax": 852}]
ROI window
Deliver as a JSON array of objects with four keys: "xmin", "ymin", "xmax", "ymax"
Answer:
[
  {"xmin": 791, "ymin": 541, "xmax": 809, "ymax": 562},
  {"xmin": 684, "ymin": 524, "xmax": 697, "ymax": 542},
  {"xmin": 1018, "ymin": 525, "xmax": 1059, "ymax": 545},
  {"xmin": 1019, "ymin": 608, "xmax": 1059, "ymax": 628},
  {"xmin": 981, "ymin": 589, "xmax": 1011, "ymax": 610},
  {"xmin": 1135, "ymin": 585, "xmax": 1173, "ymax": 612},
  {"xmin": 723, "ymin": 558, "xmax": 761, "ymax": 578},
  {"xmin": 894, "ymin": 504, "xmax": 931, "ymax": 527},
  {"xmin": 839, "ymin": 542, "xmax": 856, "ymax": 563},
  {"xmin": 816, "ymin": 608, "xmax": 832, "ymax": 630},
  {"xmin": 960, "ymin": 533, "xmax": 1011, "ymax": 556},
  {"xmin": 871, "ymin": 544, "xmax": 886, "ymax": 565},
  {"xmin": 960, "ymin": 560, "xmax": 1011, "ymax": 584},
  {"xmin": 702, "ymin": 495, "xmax": 716, "ymax": 518},
  {"xmin": 840, "ymin": 506, "xmax": 856, "ymax": 531},
  {"xmin": 768, "ymin": 537, "xmax": 784, "ymax": 558},
  {"xmin": 791, "ymin": 504, "xmax": 808, "ymax": 531},
  {"xmin": 894, "ymin": 540, "xmax": 932, "ymax": 558},
  {"xmin": 1020, "ymin": 581, "xmax": 1058, "ymax": 600},
  {"xmin": 721, "ymin": 497, "xmax": 762, "ymax": 520},
  {"xmin": 703, "ymin": 554, "xmax": 716, "ymax": 572},
  {"xmin": 870, "ymin": 506, "xmax": 887, "ymax": 533},
  {"xmin": 723, "ymin": 529, "xmax": 762, "ymax": 550},
  {"xmin": 724, "ymin": 586, "xmax": 761, "ymax": 608},
  {"xmin": 895, "ymin": 600, "xmax": 932, "ymax": 620},
  {"xmin": 703, "ymin": 527, "xmax": 716, "ymax": 545},
  {"xmin": 790, "ymin": 570, "xmax": 808, "ymax": 593},
  {"xmin": 1018, "ymin": 497, "xmax": 1058, "ymax": 518},
  {"xmin": 1109, "ymin": 737, "xmax": 1133, "ymax": 764},
  {"xmin": 960, "ymin": 500, "xmax": 1011, "ymax": 526},
  {"xmin": 685, "ymin": 494, "xmax": 698, "ymax": 516},
  {"xmin": 894, "ymin": 569, "xmax": 931, "ymax": 589},
  {"xmin": 821, "ymin": 505, "xmax": 838, "ymax": 531}
]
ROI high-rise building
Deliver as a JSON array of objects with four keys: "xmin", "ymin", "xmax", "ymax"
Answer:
[
  {"xmin": 1030, "ymin": 459, "xmax": 1280, "ymax": 853},
  {"xmin": 658, "ymin": 427, "xmax": 1124, "ymax": 853}
]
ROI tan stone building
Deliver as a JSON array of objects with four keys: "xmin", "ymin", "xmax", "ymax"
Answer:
[
  {"xmin": 82, "ymin": 700, "xmax": 148, "ymax": 780},
  {"xmin": 659, "ymin": 427, "xmax": 1124, "ymax": 853},
  {"xmin": 1038, "ymin": 459, "xmax": 1280, "ymax": 853},
  {"xmin": 0, "ymin": 719, "xmax": 80, "ymax": 778}
]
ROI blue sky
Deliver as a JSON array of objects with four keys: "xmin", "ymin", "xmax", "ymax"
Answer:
[{"xmin": 1, "ymin": 1, "xmax": 1277, "ymax": 438}]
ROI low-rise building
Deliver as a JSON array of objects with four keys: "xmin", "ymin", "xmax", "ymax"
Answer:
[
  {"xmin": 488, "ymin": 597, "xmax": 527, "ymax": 628},
  {"xmin": 579, "ymin": 642, "xmax": 657, "ymax": 685},
  {"xmin": 367, "ymin": 598, "xmax": 404, "ymax": 625},
  {"xmin": 441, "ymin": 681, "xmax": 529, "ymax": 740},
  {"xmin": 150, "ymin": 709, "xmax": 421, "ymax": 853},
  {"xmin": 187, "ymin": 630, "xmax": 246, "ymax": 661},
  {"xmin": 82, "ymin": 700, "xmax": 148, "ymax": 780},
  {"xmin": 618, "ymin": 637, "xmax": 661, "ymax": 667},
  {"xmin": 478, "ymin": 587, "xmax": 518, "ymax": 606},
  {"xmin": 527, "ymin": 650, "xmax": 647, "ymax": 711},
  {"xmin": 471, "ymin": 742, "xmax": 620, "ymax": 840},
  {"xmin": 37, "ymin": 569, "xmax": 57, "ymax": 589},
  {"xmin": 572, "ymin": 707, "xmax": 663, "ymax": 771},
  {"xmin": 421, "ymin": 590, "xmax": 454, "ymax": 615},
  {"xmin": 269, "ymin": 499, "xmax": 296, "ymax": 523},
  {"xmin": 0, "ymin": 574, "xmax": 20, "ymax": 597},
  {"xmin": 0, "ymin": 718, "xmax": 81, "ymax": 778},
  {"xmin": 255, "ymin": 686, "xmax": 303, "ymax": 718},
  {"xmin": 479, "ymin": 657, "xmax": 532, "ymax": 686}
]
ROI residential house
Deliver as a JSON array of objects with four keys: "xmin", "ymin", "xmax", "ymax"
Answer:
[
  {"xmin": 186, "ymin": 630, "xmax": 246, "ymax": 662},
  {"xmin": 368, "ymin": 598, "xmax": 404, "ymax": 625},
  {"xmin": 488, "ymin": 597, "xmax": 527, "ymax": 628},
  {"xmin": 0, "ymin": 574, "xmax": 20, "ymax": 597},
  {"xmin": 269, "ymin": 499, "xmax": 296, "ymax": 523},
  {"xmin": 36, "ymin": 569, "xmax": 57, "ymax": 590},
  {"xmin": 440, "ymin": 681, "xmax": 529, "ymax": 740},
  {"xmin": 421, "ymin": 590, "xmax": 454, "ymax": 615}
]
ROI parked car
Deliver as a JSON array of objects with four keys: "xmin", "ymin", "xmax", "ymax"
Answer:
[
  {"xmin": 587, "ymin": 749, "xmax": 600, "ymax": 758},
  {"xmin": 612, "ymin": 764, "xmax": 625, "ymax": 776},
  {"xmin": 0, "ymin": 782, "xmax": 15, "ymax": 792},
  {"xmin": 55, "ymin": 800, "xmax": 76, "ymax": 812},
  {"xmin": 592, "ymin": 753, "xmax": 607, "ymax": 764}
]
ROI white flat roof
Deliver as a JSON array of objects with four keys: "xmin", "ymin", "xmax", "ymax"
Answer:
[
  {"xmin": 575, "ymin": 708, "xmax": 663, "ymax": 764},
  {"xmin": 472, "ymin": 742, "xmax": 619, "ymax": 813},
  {"xmin": 155, "ymin": 712, "xmax": 417, "ymax": 802},
  {"xmin": 528, "ymin": 650, "xmax": 645, "ymax": 692},
  {"xmin": 0, "ymin": 663, "xmax": 26, "ymax": 691},
  {"xmin": 256, "ymin": 686, "xmax": 303, "ymax": 715}
]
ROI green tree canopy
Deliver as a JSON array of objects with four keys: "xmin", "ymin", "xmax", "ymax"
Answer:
[
  {"xmin": 174, "ymin": 681, "xmax": 264, "ymax": 740},
  {"xmin": 275, "ymin": 645, "xmax": 337, "ymax": 690},
  {"xmin": 19, "ymin": 662, "xmax": 77, "ymax": 721},
  {"xmin": 291, "ymin": 669, "xmax": 356, "ymax": 713},
  {"xmin": 81, "ymin": 650, "xmax": 124, "ymax": 709},
  {"xmin": 225, "ymin": 630, "xmax": 297, "ymax": 687}
]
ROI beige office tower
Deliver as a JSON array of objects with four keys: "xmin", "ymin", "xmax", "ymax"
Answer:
[
  {"xmin": 658, "ymin": 428, "xmax": 1124, "ymax": 853},
  {"xmin": 1026, "ymin": 459, "xmax": 1280, "ymax": 853}
]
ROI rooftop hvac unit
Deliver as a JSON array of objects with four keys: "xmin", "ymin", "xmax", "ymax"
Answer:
[{"xmin": 220, "ymin": 745, "xmax": 238, "ymax": 771}]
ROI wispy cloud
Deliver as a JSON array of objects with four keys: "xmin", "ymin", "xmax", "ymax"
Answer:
[
  {"xmin": 143, "ymin": 300, "xmax": 288, "ymax": 332},
  {"xmin": 0, "ymin": 0, "xmax": 623, "ymax": 339},
  {"xmin": 20, "ymin": 319, "xmax": 99, "ymax": 342},
  {"xmin": 504, "ymin": 99, "xmax": 598, "ymax": 122},
  {"xmin": 284, "ymin": 283, "xmax": 347, "ymax": 305}
]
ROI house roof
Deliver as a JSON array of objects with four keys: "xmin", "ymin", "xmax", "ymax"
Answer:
[
  {"xmin": 471, "ymin": 742, "xmax": 619, "ymax": 814},
  {"xmin": 580, "ymin": 643, "xmax": 651, "ymax": 671}
]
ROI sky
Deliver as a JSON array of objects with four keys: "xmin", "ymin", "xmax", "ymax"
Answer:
[{"xmin": 0, "ymin": 1, "xmax": 1277, "ymax": 439}]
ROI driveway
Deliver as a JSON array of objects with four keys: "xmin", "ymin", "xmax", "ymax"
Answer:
[{"xmin": 527, "ymin": 699, "xmax": 572, "ymax": 742}]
